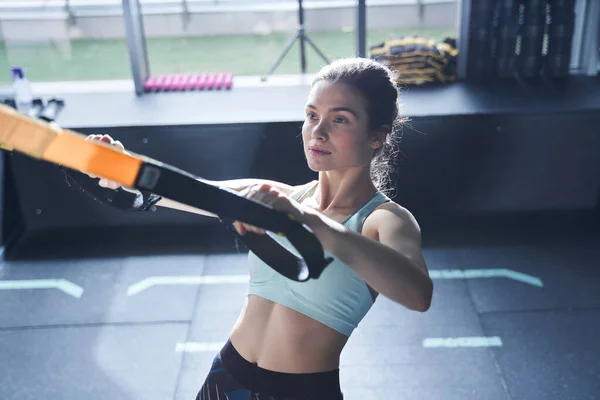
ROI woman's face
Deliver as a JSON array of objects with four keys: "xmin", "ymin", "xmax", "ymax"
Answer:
[{"xmin": 302, "ymin": 80, "xmax": 379, "ymax": 173}]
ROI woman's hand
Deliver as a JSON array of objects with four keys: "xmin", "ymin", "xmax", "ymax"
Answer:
[
  {"xmin": 84, "ymin": 134, "xmax": 135, "ymax": 191},
  {"xmin": 233, "ymin": 183, "xmax": 317, "ymax": 235}
]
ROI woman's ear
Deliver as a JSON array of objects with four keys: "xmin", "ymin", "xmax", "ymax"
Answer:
[{"xmin": 370, "ymin": 126, "xmax": 390, "ymax": 149}]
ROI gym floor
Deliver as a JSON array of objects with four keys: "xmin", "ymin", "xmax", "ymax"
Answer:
[{"xmin": 0, "ymin": 214, "xmax": 599, "ymax": 400}]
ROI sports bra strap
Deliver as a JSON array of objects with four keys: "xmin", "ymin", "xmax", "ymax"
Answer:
[
  {"xmin": 291, "ymin": 180, "xmax": 318, "ymax": 202},
  {"xmin": 354, "ymin": 192, "xmax": 391, "ymax": 233}
]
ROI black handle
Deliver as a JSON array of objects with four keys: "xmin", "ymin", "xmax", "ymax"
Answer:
[
  {"xmin": 135, "ymin": 162, "xmax": 334, "ymax": 281},
  {"xmin": 38, "ymin": 99, "xmax": 65, "ymax": 122}
]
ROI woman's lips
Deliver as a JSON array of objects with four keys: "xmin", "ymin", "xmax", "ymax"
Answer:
[{"xmin": 308, "ymin": 147, "xmax": 331, "ymax": 156}]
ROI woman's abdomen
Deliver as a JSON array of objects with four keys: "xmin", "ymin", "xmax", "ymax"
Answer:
[{"xmin": 229, "ymin": 294, "xmax": 348, "ymax": 373}]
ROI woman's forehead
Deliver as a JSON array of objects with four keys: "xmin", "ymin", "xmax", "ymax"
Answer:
[{"xmin": 306, "ymin": 81, "xmax": 367, "ymax": 111}]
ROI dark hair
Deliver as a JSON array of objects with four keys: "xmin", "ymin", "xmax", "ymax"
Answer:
[{"xmin": 311, "ymin": 58, "xmax": 405, "ymax": 196}]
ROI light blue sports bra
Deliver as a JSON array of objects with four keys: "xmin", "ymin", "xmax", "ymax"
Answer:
[{"xmin": 247, "ymin": 180, "xmax": 391, "ymax": 337}]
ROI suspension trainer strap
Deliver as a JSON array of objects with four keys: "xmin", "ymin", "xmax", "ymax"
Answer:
[{"xmin": 0, "ymin": 104, "xmax": 333, "ymax": 281}]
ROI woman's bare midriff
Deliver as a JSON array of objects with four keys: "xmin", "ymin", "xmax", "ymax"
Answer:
[{"xmin": 229, "ymin": 294, "xmax": 349, "ymax": 373}]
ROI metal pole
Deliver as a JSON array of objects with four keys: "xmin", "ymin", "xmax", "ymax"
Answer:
[
  {"xmin": 456, "ymin": 0, "xmax": 471, "ymax": 80},
  {"xmin": 357, "ymin": 0, "xmax": 366, "ymax": 57},
  {"xmin": 579, "ymin": 0, "xmax": 599, "ymax": 75},
  {"xmin": 122, "ymin": 0, "xmax": 150, "ymax": 95},
  {"xmin": 65, "ymin": 0, "xmax": 76, "ymax": 26},
  {"xmin": 299, "ymin": 0, "xmax": 307, "ymax": 73},
  {"xmin": 569, "ymin": 0, "xmax": 587, "ymax": 72}
]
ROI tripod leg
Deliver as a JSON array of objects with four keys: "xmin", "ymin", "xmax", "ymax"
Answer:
[
  {"xmin": 262, "ymin": 31, "xmax": 302, "ymax": 80},
  {"xmin": 304, "ymin": 35, "xmax": 330, "ymax": 65},
  {"xmin": 300, "ymin": 31, "xmax": 307, "ymax": 74}
]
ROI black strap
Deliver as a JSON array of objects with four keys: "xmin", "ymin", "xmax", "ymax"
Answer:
[
  {"xmin": 133, "ymin": 162, "xmax": 333, "ymax": 281},
  {"xmin": 62, "ymin": 162, "xmax": 333, "ymax": 281},
  {"xmin": 60, "ymin": 166, "xmax": 162, "ymax": 212}
]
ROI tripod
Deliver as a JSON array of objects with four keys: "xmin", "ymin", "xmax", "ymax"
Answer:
[{"xmin": 262, "ymin": 0, "xmax": 330, "ymax": 81}]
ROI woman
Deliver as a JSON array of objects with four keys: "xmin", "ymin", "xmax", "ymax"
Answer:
[{"xmin": 88, "ymin": 58, "xmax": 433, "ymax": 399}]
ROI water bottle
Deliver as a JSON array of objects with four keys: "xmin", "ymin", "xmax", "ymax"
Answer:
[{"xmin": 11, "ymin": 67, "xmax": 34, "ymax": 115}]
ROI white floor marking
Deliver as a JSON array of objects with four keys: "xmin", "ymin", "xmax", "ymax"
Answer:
[
  {"xmin": 0, "ymin": 268, "xmax": 541, "ymax": 299},
  {"xmin": 175, "ymin": 341, "xmax": 226, "ymax": 353},
  {"xmin": 127, "ymin": 274, "xmax": 249, "ymax": 296},
  {"xmin": 0, "ymin": 279, "xmax": 84, "ymax": 298},
  {"xmin": 423, "ymin": 336, "xmax": 503, "ymax": 348},
  {"xmin": 127, "ymin": 268, "xmax": 543, "ymax": 296},
  {"xmin": 428, "ymin": 268, "xmax": 543, "ymax": 287},
  {"xmin": 175, "ymin": 337, "xmax": 503, "ymax": 353}
]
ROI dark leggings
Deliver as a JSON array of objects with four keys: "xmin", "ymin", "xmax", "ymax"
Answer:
[{"xmin": 196, "ymin": 340, "xmax": 343, "ymax": 400}]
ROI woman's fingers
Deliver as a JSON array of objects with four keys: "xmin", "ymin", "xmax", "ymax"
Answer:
[
  {"xmin": 84, "ymin": 134, "xmax": 126, "ymax": 187},
  {"xmin": 98, "ymin": 178, "xmax": 122, "ymax": 190},
  {"xmin": 232, "ymin": 184, "xmax": 289, "ymax": 235},
  {"xmin": 232, "ymin": 184, "xmax": 272, "ymax": 235},
  {"xmin": 233, "ymin": 220, "xmax": 266, "ymax": 235}
]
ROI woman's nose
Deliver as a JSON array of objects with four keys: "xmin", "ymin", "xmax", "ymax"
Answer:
[{"xmin": 311, "ymin": 122, "xmax": 328, "ymax": 140}]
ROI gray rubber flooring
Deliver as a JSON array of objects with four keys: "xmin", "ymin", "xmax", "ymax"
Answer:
[{"xmin": 1, "ymin": 235, "xmax": 599, "ymax": 399}]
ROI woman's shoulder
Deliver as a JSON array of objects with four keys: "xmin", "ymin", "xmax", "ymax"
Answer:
[
  {"xmin": 361, "ymin": 200, "xmax": 426, "ymax": 273},
  {"xmin": 362, "ymin": 199, "xmax": 421, "ymax": 240}
]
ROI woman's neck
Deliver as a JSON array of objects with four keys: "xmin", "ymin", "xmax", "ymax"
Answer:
[{"xmin": 311, "ymin": 170, "xmax": 378, "ymax": 212}]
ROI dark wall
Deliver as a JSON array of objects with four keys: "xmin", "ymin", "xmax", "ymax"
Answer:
[
  {"xmin": 3, "ymin": 109, "xmax": 600, "ymax": 258},
  {"xmin": 397, "ymin": 112, "xmax": 600, "ymax": 215}
]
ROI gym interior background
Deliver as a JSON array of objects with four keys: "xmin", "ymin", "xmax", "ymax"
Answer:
[
  {"xmin": 1, "ymin": 1, "xmax": 600, "ymax": 399},
  {"xmin": 2, "ymin": 0, "xmax": 598, "ymax": 259}
]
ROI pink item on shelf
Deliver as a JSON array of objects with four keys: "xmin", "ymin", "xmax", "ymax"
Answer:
[
  {"xmin": 223, "ymin": 72, "xmax": 234, "ymax": 90},
  {"xmin": 160, "ymin": 74, "xmax": 176, "ymax": 91},
  {"xmin": 144, "ymin": 76, "xmax": 159, "ymax": 92},
  {"xmin": 205, "ymin": 73, "xmax": 217, "ymax": 90},
  {"xmin": 196, "ymin": 73, "xmax": 209, "ymax": 90},
  {"xmin": 177, "ymin": 74, "xmax": 191, "ymax": 90},
  {"xmin": 182, "ymin": 74, "xmax": 196, "ymax": 90},
  {"xmin": 186, "ymin": 74, "xmax": 199, "ymax": 90},
  {"xmin": 213, "ymin": 72, "xmax": 225, "ymax": 90},
  {"xmin": 143, "ymin": 72, "xmax": 234, "ymax": 92},
  {"xmin": 168, "ymin": 74, "xmax": 182, "ymax": 91},
  {"xmin": 154, "ymin": 75, "xmax": 167, "ymax": 91}
]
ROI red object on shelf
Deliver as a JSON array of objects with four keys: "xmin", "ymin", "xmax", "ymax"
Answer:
[{"xmin": 145, "ymin": 72, "xmax": 233, "ymax": 93}]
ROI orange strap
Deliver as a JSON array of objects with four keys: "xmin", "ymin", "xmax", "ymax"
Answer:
[{"xmin": 0, "ymin": 104, "xmax": 142, "ymax": 188}]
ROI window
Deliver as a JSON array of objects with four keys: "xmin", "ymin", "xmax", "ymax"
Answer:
[
  {"xmin": 0, "ymin": 0, "xmax": 461, "ymax": 86},
  {"xmin": 0, "ymin": 0, "xmax": 131, "ymax": 83},
  {"xmin": 366, "ymin": 0, "xmax": 458, "ymax": 47},
  {"xmin": 138, "ymin": 0, "xmax": 352, "ymax": 78}
]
